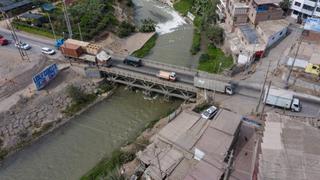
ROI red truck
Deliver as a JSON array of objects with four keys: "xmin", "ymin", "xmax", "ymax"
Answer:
[{"xmin": 0, "ymin": 35, "xmax": 8, "ymax": 46}]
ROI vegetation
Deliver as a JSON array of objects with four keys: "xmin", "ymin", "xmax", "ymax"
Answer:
[
  {"xmin": 132, "ymin": 34, "xmax": 158, "ymax": 58},
  {"xmin": 13, "ymin": 0, "xmax": 135, "ymax": 40},
  {"xmin": 190, "ymin": 30, "xmax": 201, "ymax": 55},
  {"xmin": 81, "ymin": 150, "xmax": 135, "ymax": 180},
  {"xmin": 193, "ymin": 102, "xmax": 211, "ymax": 113},
  {"xmin": 173, "ymin": 0, "xmax": 193, "ymax": 16},
  {"xmin": 197, "ymin": 44, "xmax": 233, "ymax": 73},
  {"xmin": 279, "ymin": 0, "xmax": 292, "ymax": 14},
  {"xmin": 139, "ymin": 18, "xmax": 156, "ymax": 33},
  {"xmin": 13, "ymin": 22, "xmax": 60, "ymax": 39},
  {"xmin": 118, "ymin": 21, "xmax": 136, "ymax": 38},
  {"xmin": 206, "ymin": 25, "xmax": 224, "ymax": 46},
  {"xmin": 62, "ymin": 85, "xmax": 97, "ymax": 116}
]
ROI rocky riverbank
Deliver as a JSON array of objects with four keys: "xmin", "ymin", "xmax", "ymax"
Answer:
[{"xmin": 0, "ymin": 66, "xmax": 115, "ymax": 160}]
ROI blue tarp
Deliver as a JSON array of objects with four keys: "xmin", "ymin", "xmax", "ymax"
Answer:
[{"xmin": 304, "ymin": 18, "xmax": 320, "ymax": 32}]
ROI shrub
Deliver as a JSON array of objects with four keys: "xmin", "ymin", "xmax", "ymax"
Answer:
[
  {"xmin": 118, "ymin": 21, "xmax": 135, "ymax": 38},
  {"xmin": 139, "ymin": 18, "xmax": 156, "ymax": 32}
]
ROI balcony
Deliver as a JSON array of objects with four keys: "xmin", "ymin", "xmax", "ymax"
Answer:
[
  {"xmin": 301, "ymin": 8, "xmax": 314, "ymax": 15},
  {"xmin": 303, "ymin": 0, "xmax": 316, "ymax": 7}
]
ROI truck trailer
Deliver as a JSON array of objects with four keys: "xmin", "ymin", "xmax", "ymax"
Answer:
[
  {"xmin": 263, "ymin": 88, "xmax": 301, "ymax": 112},
  {"xmin": 60, "ymin": 39, "xmax": 112, "ymax": 67},
  {"xmin": 193, "ymin": 77, "xmax": 235, "ymax": 95},
  {"xmin": 157, "ymin": 71, "xmax": 176, "ymax": 81}
]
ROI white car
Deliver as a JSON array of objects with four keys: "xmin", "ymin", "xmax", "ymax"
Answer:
[
  {"xmin": 201, "ymin": 105, "xmax": 218, "ymax": 119},
  {"xmin": 15, "ymin": 42, "xmax": 31, "ymax": 50},
  {"xmin": 41, "ymin": 47, "xmax": 55, "ymax": 55}
]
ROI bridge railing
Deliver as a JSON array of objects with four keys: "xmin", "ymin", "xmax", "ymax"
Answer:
[
  {"xmin": 142, "ymin": 59, "xmax": 197, "ymax": 75},
  {"xmin": 100, "ymin": 67, "xmax": 198, "ymax": 92}
]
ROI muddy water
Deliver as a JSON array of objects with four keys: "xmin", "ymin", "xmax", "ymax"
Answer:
[
  {"xmin": 133, "ymin": 0, "xmax": 198, "ymax": 68},
  {"xmin": 0, "ymin": 87, "xmax": 181, "ymax": 180}
]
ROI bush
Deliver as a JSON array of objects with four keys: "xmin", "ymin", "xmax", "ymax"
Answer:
[
  {"xmin": 199, "ymin": 53, "xmax": 209, "ymax": 62},
  {"xmin": 139, "ymin": 18, "xmax": 156, "ymax": 32},
  {"xmin": 190, "ymin": 30, "xmax": 201, "ymax": 55},
  {"xmin": 206, "ymin": 25, "xmax": 224, "ymax": 46},
  {"xmin": 118, "ymin": 21, "xmax": 135, "ymax": 38}
]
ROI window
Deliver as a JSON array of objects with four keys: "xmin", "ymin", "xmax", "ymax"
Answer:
[
  {"xmin": 279, "ymin": 31, "xmax": 283, "ymax": 36},
  {"xmin": 293, "ymin": 10, "xmax": 299, "ymax": 15},
  {"xmin": 294, "ymin": 2, "xmax": 301, "ymax": 6},
  {"xmin": 317, "ymin": 7, "xmax": 320, "ymax": 12},
  {"xmin": 272, "ymin": 37, "xmax": 275, "ymax": 40},
  {"xmin": 302, "ymin": 4, "xmax": 315, "ymax": 11}
]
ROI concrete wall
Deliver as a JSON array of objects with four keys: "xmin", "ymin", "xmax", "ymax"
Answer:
[
  {"xmin": 248, "ymin": 4, "xmax": 283, "ymax": 24},
  {"xmin": 256, "ymin": 25, "xmax": 288, "ymax": 48}
]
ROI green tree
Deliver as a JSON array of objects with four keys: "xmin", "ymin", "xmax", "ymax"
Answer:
[
  {"xmin": 139, "ymin": 18, "xmax": 156, "ymax": 32},
  {"xmin": 206, "ymin": 25, "xmax": 224, "ymax": 46},
  {"xmin": 279, "ymin": 0, "xmax": 291, "ymax": 14}
]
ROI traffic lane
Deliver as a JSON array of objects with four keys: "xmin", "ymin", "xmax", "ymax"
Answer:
[
  {"xmin": 0, "ymin": 28, "xmax": 54, "ymax": 48},
  {"xmin": 111, "ymin": 58, "xmax": 194, "ymax": 84}
]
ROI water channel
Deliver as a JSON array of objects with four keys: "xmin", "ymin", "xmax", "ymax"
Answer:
[{"xmin": 0, "ymin": 1, "xmax": 194, "ymax": 179}]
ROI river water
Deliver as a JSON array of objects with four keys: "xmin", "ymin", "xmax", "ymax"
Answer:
[
  {"xmin": 0, "ymin": 88, "xmax": 181, "ymax": 180},
  {"xmin": 0, "ymin": 1, "xmax": 193, "ymax": 179},
  {"xmin": 133, "ymin": 0, "xmax": 198, "ymax": 68}
]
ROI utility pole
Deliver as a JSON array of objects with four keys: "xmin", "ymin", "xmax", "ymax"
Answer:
[
  {"xmin": 285, "ymin": 32, "xmax": 303, "ymax": 89},
  {"xmin": 260, "ymin": 81, "xmax": 272, "ymax": 121},
  {"xmin": 1, "ymin": 11, "xmax": 29, "ymax": 61},
  {"xmin": 78, "ymin": 23, "xmax": 83, "ymax": 41},
  {"xmin": 62, "ymin": 0, "xmax": 73, "ymax": 38},
  {"xmin": 47, "ymin": 13, "xmax": 56, "ymax": 40},
  {"xmin": 255, "ymin": 60, "xmax": 271, "ymax": 112}
]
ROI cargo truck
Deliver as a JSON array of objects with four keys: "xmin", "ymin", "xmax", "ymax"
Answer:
[
  {"xmin": 263, "ymin": 88, "xmax": 301, "ymax": 112},
  {"xmin": 194, "ymin": 76, "xmax": 235, "ymax": 95},
  {"xmin": 60, "ymin": 39, "xmax": 112, "ymax": 67},
  {"xmin": 157, "ymin": 71, "xmax": 176, "ymax": 81}
]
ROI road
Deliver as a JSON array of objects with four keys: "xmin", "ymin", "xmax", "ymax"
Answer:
[{"xmin": 1, "ymin": 26, "xmax": 320, "ymax": 117}]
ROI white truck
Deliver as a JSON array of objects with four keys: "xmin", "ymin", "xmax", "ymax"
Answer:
[
  {"xmin": 263, "ymin": 88, "xmax": 301, "ymax": 112},
  {"xmin": 193, "ymin": 76, "xmax": 235, "ymax": 95},
  {"xmin": 157, "ymin": 71, "xmax": 176, "ymax": 81}
]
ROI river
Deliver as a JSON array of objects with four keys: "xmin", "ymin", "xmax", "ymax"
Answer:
[
  {"xmin": 0, "ymin": 1, "xmax": 193, "ymax": 179},
  {"xmin": 133, "ymin": 0, "xmax": 198, "ymax": 68},
  {"xmin": 0, "ymin": 87, "xmax": 181, "ymax": 180}
]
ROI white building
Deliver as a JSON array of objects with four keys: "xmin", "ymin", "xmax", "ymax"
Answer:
[{"xmin": 290, "ymin": 0, "xmax": 320, "ymax": 19}]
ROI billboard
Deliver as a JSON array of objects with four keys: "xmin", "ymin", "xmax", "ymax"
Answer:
[
  {"xmin": 32, "ymin": 64, "xmax": 59, "ymax": 90},
  {"xmin": 304, "ymin": 18, "xmax": 320, "ymax": 32}
]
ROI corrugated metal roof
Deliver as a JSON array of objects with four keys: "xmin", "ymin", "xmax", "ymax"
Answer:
[
  {"xmin": 20, "ymin": 13, "xmax": 43, "ymax": 19},
  {"xmin": 0, "ymin": 0, "xmax": 32, "ymax": 12}
]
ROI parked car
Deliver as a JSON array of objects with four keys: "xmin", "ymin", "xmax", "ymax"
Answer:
[
  {"xmin": 41, "ymin": 47, "xmax": 55, "ymax": 55},
  {"xmin": 0, "ymin": 35, "xmax": 9, "ymax": 46},
  {"xmin": 15, "ymin": 42, "xmax": 31, "ymax": 50},
  {"xmin": 201, "ymin": 105, "xmax": 218, "ymax": 119}
]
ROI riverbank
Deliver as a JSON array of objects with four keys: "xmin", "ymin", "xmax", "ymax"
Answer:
[{"xmin": 0, "ymin": 66, "xmax": 115, "ymax": 160}]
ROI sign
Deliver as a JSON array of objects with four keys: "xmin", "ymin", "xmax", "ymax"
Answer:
[
  {"xmin": 304, "ymin": 18, "xmax": 320, "ymax": 32},
  {"xmin": 32, "ymin": 64, "xmax": 59, "ymax": 90}
]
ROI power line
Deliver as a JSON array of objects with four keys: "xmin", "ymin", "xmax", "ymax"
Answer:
[{"xmin": 62, "ymin": 0, "xmax": 73, "ymax": 38}]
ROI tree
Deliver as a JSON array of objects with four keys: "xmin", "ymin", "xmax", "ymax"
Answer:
[
  {"xmin": 206, "ymin": 25, "xmax": 224, "ymax": 46},
  {"xmin": 279, "ymin": 0, "xmax": 291, "ymax": 14},
  {"xmin": 139, "ymin": 19, "xmax": 156, "ymax": 32}
]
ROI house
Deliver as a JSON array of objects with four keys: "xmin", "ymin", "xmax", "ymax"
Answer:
[
  {"xmin": 247, "ymin": 0, "xmax": 284, "ymax": 25},
  {"xmin": 18, "ymin": 12, "xmax": 47, "ymax": 26},
  {"xmin": 255, "ymin": 19, "xmax": 290, "ymax": 48},
  {"xmin": 224, "ymin": 0, "xmax": 250, "ymax": 31},
  {"xmin": 0, "ymin": 0, "xmax": 33, "ymax": 16},
  {"xmin": 290, "ymin": 0, "xmax": 320, "ymax": 19}
]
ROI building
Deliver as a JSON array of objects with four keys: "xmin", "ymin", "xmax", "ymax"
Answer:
[
  {"xmin": 257, "ymin": 113, "xmax": 320, "ymax": 180},
  {"xmin": 290, "ymin": 0, "xmax": 320, "ymax": 19},
  {"xmin": 136, "ymin": 109, "xmax": 254, "ymax": 180},
  {"xmin": 18, "ymin": 12, "xmax": 47, "ymax": 26},
  {"xmin": 0, "ymin": 0, "xmax": 33, "ymax": 16},
  {"xmin": 247, "ymin": 0, "xmax": 284, "ymax": 25},
  {"xmin": 220, "ymin": 0, "xmax": 284, "ymax": 31},
  {"xmin": 256, "ymin": 19, "xmax": 289, "ymax": 47}
]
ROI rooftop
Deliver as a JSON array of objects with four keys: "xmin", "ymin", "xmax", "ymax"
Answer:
[
  {"xmin": 20, "ymin": 12, "xmax": 44, "ymax": 20},
  {"xmin": 259, "ymin": 113, "xmax": 320, "ymax": 180},
  {"xmin": 258, "ymin": 19, "xmax": 290, "ymax": 37},
  {"xmin": 253, "ymin": 0, "xmax": 281, "ymax": 5},
  {"xmin": 239, "ymin": 25, "xmax": 259, "ymax": 44},
  {"xmin": 0, "ymin": 0, "xmax": 32, "ymax": 12}
]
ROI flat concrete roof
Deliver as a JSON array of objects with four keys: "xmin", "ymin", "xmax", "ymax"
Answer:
[
  {"xmin": 258, "ymin": 19, "xmax": 290, "ymax": 37},
  {"xmin": 239, "ymin": 25, "xmax": 259, "ymax": 44},
  {"xmin": 210, "ymin": 110, "xmax": 242, "ymax": 136},
  {"xmin": 254, "ymin": 0, "xmax": 281, "ymax": 5}
]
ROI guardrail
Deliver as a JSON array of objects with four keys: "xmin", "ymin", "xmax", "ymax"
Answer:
[{"xmin": 100, "ymin": 67, "xmax": 198, "ymax": 92}]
